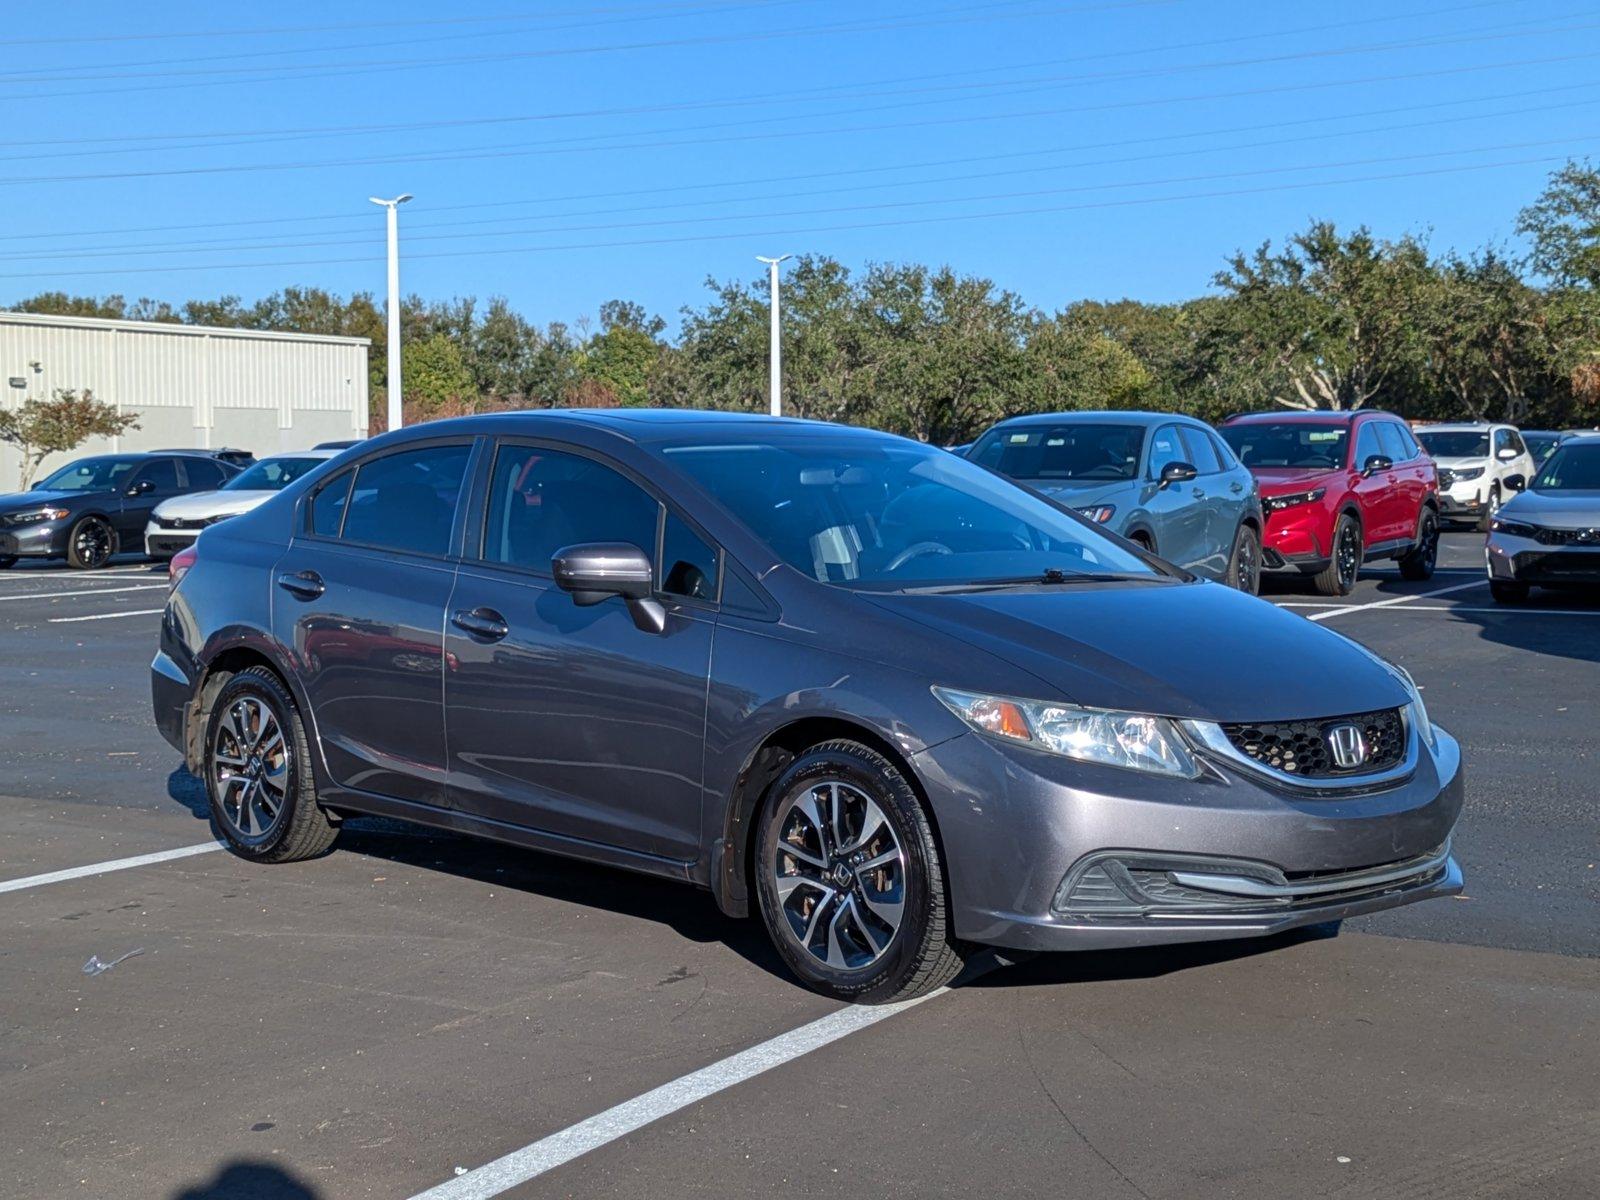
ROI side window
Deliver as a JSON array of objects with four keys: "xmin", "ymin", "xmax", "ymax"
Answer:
[
  {"xmin": 341, "ymin": 444, "xmax": 472, "ymax": 556},
  {"xmin": 481, "ymin": 445, "xmax": 657, "ymax": 572},
  {"xmin": 1147, "ymin": 425, "xmax": 1186, "ymax": 478},
  {"xmin": 310, "ymin": 469, "xmax": 354, "ymax": 538},
  {"xmin": 1178, "ymin": 426, "xmax": 1222, "ymax": 474},
  {"xmin": 1353, "ymin": 422, "xmax": 1384, "ymax": 468},
  {"xmin": 1506, "ymin": 430, "xmax": 1527, "ymax": 456},
  {"xmin": 1492, "ymin": 428, "xmax": 1513, "ymax": 456},
  {"xmin": 1374, "ymin": 422, "xmax": 1410, "ymax": 464},
  {"xmin": 661, "ymin": 510, "xmax": 719, "ymax": 601},
  {"xmin": 1209, "ymin": 430, "xmax": 1242, "ymax": 470},
  {"xmin": 133, "ymin": 459, "xmax": 182, "ymax": 494},
  {"xmin": 184, "ymin": 459, "xmax": 228, "ymax": 490},
  {"xmin": 1395, "ymin": 424, "xmax": 1422, "ymax": 460}
]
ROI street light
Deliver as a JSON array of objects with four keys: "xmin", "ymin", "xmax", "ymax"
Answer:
[
  {"xmin": 369, "ymin": 194, "xmax": 413, "ymax": 432},
  {"xmin": 756, "ymin": 254, "xmax": 792, "ymax": 417}
]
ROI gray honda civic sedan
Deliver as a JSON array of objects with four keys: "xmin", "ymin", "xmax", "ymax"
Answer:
[{"xmin": 152, "ymin": 411, "xmax": 1463, "ymax": 1002}]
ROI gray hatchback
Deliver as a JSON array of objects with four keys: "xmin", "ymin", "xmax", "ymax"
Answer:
[
  {"xmin": 152, "ymin": 411, "xmax": 1462, "ymax": 1002},
  {"xmin": 967, "ymin": 411, "xmax": 1263, "ymax": 591}
]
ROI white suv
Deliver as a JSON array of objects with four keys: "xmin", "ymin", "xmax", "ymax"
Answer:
[{"xmin": 1415, "ymin": 423, "xmax": 1537, "ymax": 530}]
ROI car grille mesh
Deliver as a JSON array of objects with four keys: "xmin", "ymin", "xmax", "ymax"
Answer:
[
  {"xmin": 1530, "ymin": 527, "xmax": 1600, "ymax": 546},
  {"xmin": 1219, "ymin": 707, "xmax": 1406, "ymax": 778}
]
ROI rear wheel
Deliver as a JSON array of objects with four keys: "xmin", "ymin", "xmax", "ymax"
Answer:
[
  {"xmin": 1489, "ymin": 579, "xmax": 1528, "ymax": 604},
  {"xmin": 204, "ymin": 667, "xmax": 338, "ymax": 863},
  {"xmin": 1398, "ymin": 509, "xmax": 1439, "ymax": 581},
  {"xmin": 1225, "ymin": 523, "xmax": 1261, "ymax": 594},
  {"xmin": 65, "ymin": 515, "xmax": 115, "ymax": 570},
  {"xmin": 755, "ymin": 740, "xmax": 966, "ymax": 1003},
  {"xmin": 1313, "ymin": 514, "xmax": 1362, "ymax": 596}
]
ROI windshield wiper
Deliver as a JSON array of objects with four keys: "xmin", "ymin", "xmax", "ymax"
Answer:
[{"xmin": 894, "ymin": 570, "xmax": 1166, "ymax": 594}]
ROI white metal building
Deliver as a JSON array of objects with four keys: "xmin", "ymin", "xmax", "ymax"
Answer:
[{"xmin": 0, "ymin": 311, "xmax": 370, "ymax": 486}]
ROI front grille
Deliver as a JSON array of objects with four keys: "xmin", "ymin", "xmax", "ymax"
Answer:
[
  {"xmin": 1511, "ymin": 550, "xmax": 1600, "ymax": 581},
  {"xmin": 1531, "ymin": 527, "xmax": 1600, "ymax": 546},
  {"xmin": 1219, "ymin": 707, "xmax": 1406, "ymax": 778}
]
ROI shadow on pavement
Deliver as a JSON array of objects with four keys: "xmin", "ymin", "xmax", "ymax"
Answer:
[{"xmin": 172, "ymin": 1161, "xmax": 320, "ymax": 1200}]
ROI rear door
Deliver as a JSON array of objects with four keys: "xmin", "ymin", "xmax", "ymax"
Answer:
[
  {"xmin": 1144, "ymin": 424, "xmax": 1208, "ymax": 571},
  {"xmin": 442, "ymin": 439, "xmax": 716, "ymax": 861},
  {"xmin": 271, "ymin": 439, "xmax": 475, "ymax": 808}
]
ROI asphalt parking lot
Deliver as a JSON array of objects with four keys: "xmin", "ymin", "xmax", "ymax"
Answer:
[{"xmin": 2, "ymin": 532, "xmax": 1597, "ymax": 1200}]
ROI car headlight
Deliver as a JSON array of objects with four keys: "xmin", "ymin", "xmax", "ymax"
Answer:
[
  {"xmin": 1450, "ymin": 466, "xmax": 1485, "ymax": 482},
  {"xmin": 933, "ymin": 687, "xmax": 1199, "ymax": 777},
  {"xmin": 1074, "ymin": 504, "xmax": 1116, "ymax": 524},
  {"xmin": 1490, "ymin": 516, "xmax": 1539, "ymax": 538},
  {"xmin": 1263, "ymin": 487, "xmax": 1325, "ymax": 513},
  {"xmin": 4, "ymin": 506, "xmax": 69, "ymax": 526},
  {"xmin": 1386, "ymin": 662, "xmax": 1436, "ymax": 751}
]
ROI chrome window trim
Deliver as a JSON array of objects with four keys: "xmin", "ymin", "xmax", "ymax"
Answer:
[{"xmin": 1180, "ymin": 711, "xmax": 1420, "ymax": 792}]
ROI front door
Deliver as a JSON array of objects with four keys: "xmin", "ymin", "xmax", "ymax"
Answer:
[
  {"xmin": 1348, "ymin": 421, "xmax": 1402, "ymax": 545},
  {"xmin": 443, "ymin": 441, "xmax": 717, "ymax": 862},
  {"xmin": 116, "ymin": 457, "xmax": 184, "ymax": 544},
  {"xmin": 1144, "ymin": 424, "xmax": 1208, "ymax": 571},
  {"xmin": 271, "ymin": 441, "xmax": 474, "ymax": 808}
]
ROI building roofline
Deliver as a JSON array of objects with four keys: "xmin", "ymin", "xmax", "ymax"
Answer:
[{"xmin": 0, "ymin": 309, "xmax": 371, "ymax": 348}]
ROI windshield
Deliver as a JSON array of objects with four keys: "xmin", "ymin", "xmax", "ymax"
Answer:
[
  {"xmin": 1219, "ymin": 423, "xmax": 1348, "ymax": 470},
  {"xmin": 1523, "ymin": 433, "xmax": 1563, "ymax": 463},
  {"xmin": 662, "ymin": 437, "xmax": 1162, "ymax": 588},
  {"xmin": 36, "ymin": 456, "xmax": 142, "ymax": 493},
  {"xmin": 223, "ymin": 457, "xmax": 323, "ymax": 492},
  {"xmin": 1532, "ymin": 442, "xmax": 1600, "ymax": 491},
  {"xmin": 1417, "ymin": 430, "xmax": 1490, "ymax": 458},
  {"xmin": 968, "ymin": 423, "xmax": 1143, "ymax": 481}
]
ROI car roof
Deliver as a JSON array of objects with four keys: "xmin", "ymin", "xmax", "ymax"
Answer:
[
  {"xmin": 384, "ymin": 408, "xmax": 897, "ymax": 448},
  {"xmin": 984, "ymin": 410, "xmax": 1207, "ymax": 431},
  {"xmin": 1223, "ymin": 409, "xmax": 1400, "ymax": 426},
  {"xmin": 259, "ymin": 448, "xmax": 341, "ymax": 461},
  {"xmin": 1416, "ymin": 422, "xmax": 1504, "ymax": 432}
]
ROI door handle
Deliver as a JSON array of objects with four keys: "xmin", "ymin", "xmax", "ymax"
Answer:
[
  {"xmin": 1230, "ymin": 482, "xmax": 1244, "ymax": 494},
  {"xmin": 275, "ymin": 569, "xmax": 324, "ymax": 600},
  {"xmin": 452, "ymin": 606, "xmax": 509, "ymax": 642},
  {"xmin": 1191, "ymin": 487, "xmax": 1206, "ymax": 499}
]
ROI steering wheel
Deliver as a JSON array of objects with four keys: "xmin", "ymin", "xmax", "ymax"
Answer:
[{"xmin": 886, "ymin": 541, "xmax": 955, "ymax": 573}]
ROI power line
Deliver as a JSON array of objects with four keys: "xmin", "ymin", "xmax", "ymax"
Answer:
[
  {"xmin": 10, "ymin": 89, "xmax": 1596, "ymax": 264},
  {"xmin": 0, "ymin": 151, "xmax": 1582, "ymax": 282}
]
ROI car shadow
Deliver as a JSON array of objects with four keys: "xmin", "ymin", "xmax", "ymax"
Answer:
[
  {"xmin": 171, "ymin": 1160, "xmax": 321, "ymax": 1200},
  {"xmin": 1445, "ymin": 585, "xmax": 1600, "ymax": 666}
]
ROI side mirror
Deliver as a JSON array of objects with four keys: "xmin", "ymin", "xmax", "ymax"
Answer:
[
  {"xmin": 1157, "ymin": 461, "xmax": 1198, "ymax": 488},
  {"xmin": 1505, "ymin": 474, "xmax": 1526, "ymax": 493},
  {"xmin": 1496, "ymin": 447, "xmax": 1519, "ymax": 461},
  {"xmin": 126, "ymin": 479, "xmax": 155, "ymax": 496},
  {"xmin": 1361, "ymin": 454, "xmax": 1393, "ymax": 477},
  {"xmin": 551, "ymin": 542, "xmax": 665, "ymax": 634}
]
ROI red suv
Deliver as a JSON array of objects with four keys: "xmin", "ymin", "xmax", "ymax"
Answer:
[{"xmin": 1218, "ymin": 411, "xmax": 1439, "ymax": 595}]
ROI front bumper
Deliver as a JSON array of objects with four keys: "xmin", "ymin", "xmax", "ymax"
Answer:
[
  {"xmin": 145, "ymin": 521, "xmax": 198, "ymax": 560},
  {"xmin": 1439, "ymin": 480, "xmax": 1487, "ymax": 520},
  {"xmin": 1486, "ymin": 531, "xmax": 1600, "ymax": 584},
  {"xmin": 0, "ymin": 521, "xmax": 68, "ymax": 559},
  {"xmin": 1258, "ymin": 506, "xmax": 1330, "ymax": 573},
  {"xmin": 914, "ymin": 722, "xmax": 1464, "ymax": 952}
]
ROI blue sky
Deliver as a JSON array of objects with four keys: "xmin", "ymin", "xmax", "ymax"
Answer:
[{"xmin": 2, "ymin": 0, "xmax": 1598, "ymax": 332}]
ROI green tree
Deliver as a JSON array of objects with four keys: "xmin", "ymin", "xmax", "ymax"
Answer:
[{"xmin": 0, "ymin": 389, "xmax": 140, "ymax": 490}]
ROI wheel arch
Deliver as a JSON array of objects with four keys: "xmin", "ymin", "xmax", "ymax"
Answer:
[
  {"xmin": 184, "ymin": 639, "xmax": 302, "ymax": 774},
  {"xmin": 712, "ymin": 716, "xmax": 945, "ymax": 920}
]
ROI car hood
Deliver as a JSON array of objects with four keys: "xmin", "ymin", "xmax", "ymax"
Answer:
[
  {"xmin": 0, "ymin": 488, "xmax": 100, "ymax": 512},
  {"xmin": 1027, "ymin": 479, "xmax": 1132, "ymax": 506},
  {"xmin": 1503, "ymin": 489, "xmax": 1600, "ymax": 527},
  {"xmin": 1429, "ymin": 456, "xmax": 1490, "ymax": 471},
  {"xmin": 151, "ymin": 490, "xmax": 274, "ymax": 520},
  {"xmin": 1248, "ymin": 466, "xmax": 1342, "ymax": 496},
  {"xmin": 864, "ymin": 580, "xmax": 1407, "ymax": 723}
]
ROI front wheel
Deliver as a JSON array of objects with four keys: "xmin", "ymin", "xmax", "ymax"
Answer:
[
  {"xmin": 204, "ymin": 667, "xmax": 338, "ymax": 863},
  {"xmin": 1226, "ymin": 523, "xmax": 1261, "ymax": 594},
  {"xmin": 65, "ymin": 515, "xmax": 116, "ymax": 569},
  {"xmin": 0, "ymin": 555, "xmax": 16, "ymax": 570},
  {"xmin": 755, "ymin": 740, "xmax": 966, "ymax": 1003},
  {"xmin": 1398, "ymin": 510, "xmax": 1439, "ymax": 581},
  {"xmin": 1478, "ymin": 486, "xmax": 1502, "ymax": 533},
  {"xmin": 1313, "ymin": 514, "xmax": 1362, "ymax": 596}
]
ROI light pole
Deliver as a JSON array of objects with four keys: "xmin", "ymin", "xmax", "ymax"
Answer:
[
  {"xmin": 369, "ymin": 194, "xmax": 412, "ymax": 432},
  {"xmin": 756, "ymin": 254, "xmax": 792, "ymax": 417}
]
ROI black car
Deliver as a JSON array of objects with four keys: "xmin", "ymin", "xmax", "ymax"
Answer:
[
  {"xmin": 154, "ymin": 447, "xmax": 258, "ymax": 469},
  {"xmin": 152, "ymin": 411, "xmax": 1462, "ymax": 1002},
  {"xmin": 0, "ymin": 451, "xmax": 242, "ymax": 570}
]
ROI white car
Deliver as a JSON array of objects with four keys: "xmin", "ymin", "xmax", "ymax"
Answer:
[
  {"xmin": 145, "ymin": 449, "xmax": 340, "ymax": 559},
  {"xmin": 1485, "ymin": 434, "xmax": 1600, "ymax": 602},
  {"xmin": 1415, "ymin": 423, "xmax": 1537, "ymax": 530}
]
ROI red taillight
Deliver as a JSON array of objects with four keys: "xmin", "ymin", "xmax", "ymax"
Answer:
[{"xmin": 169, "ymin": 544, "xmax": 198, "ymax": 591}]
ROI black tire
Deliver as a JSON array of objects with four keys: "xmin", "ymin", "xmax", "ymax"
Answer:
[
  {"xmin": 0, "ymin": 555, "xmax": 16, "ymax": 569},
  {"xmin": 755, "ymin": 739, "xmax": 966, "ymax": 1003},
  {"xmin": 1489, "ymin": 579, "xmax": 1529, "ymax": 604},
  {"xmin": 1398, "ymin": 509, "xmax": 1439, "ymax": 581},
  {"xmin": 1225, "ymin": 523, "xmax": 1261, "ymax": 595},
  {"xmin": 203, "ymin": 666, "xmax": 337, "ymax": 864},
  {"xmin": 1478, "ymin": 485, "xmax": 1502, "ymax": 533},
  {"xmin": 1313, "ymin": 513, "xmax": 1362, "ymax": 597},
  {"xmin": 65, "ymin": 515, "xmax": 116, "ymax": 570}
]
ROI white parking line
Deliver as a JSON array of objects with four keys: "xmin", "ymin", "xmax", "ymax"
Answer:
[
  {"xmin": 1286, "ymin": 602, "xmax": 1600, "ymax": 616},
  {"xmin": 409, "ymin": 989, "xmax": 946, "ymax": 1199},
  {"xmin": 0, "ymin": 841, "xmax": 222, "ymax": 896},
  {"xmin": 47, "ymin": 608, "xmax": 166, "ymax": 623},
  {"xmin": 0, "ymin": 584, "xmax": 167, "ymax": 603},
  {"xmin": 1304, "ymin": 579, "xmax": 1486, "ymax": 622},
  {"xmin": 0, "ymin": 570, "xmax": 161, "ymax": 585}
]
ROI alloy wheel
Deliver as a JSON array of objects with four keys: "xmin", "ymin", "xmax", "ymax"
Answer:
[
  {"xmin": 1235, "ymin": 531, "xmax": 1259, "ymax": 594},
  {"xmin": 1419, "ymin": 515, "xmax": 1438, "ymax": 570},
  {"xmin": 210, "ymin": 694, "xmax": 290, "ymax": 840},
  {"xmin": 73, "ymin": 519, "xmax": 113, "ymax": 568},
  {"xmin": 770, "ymin": 780, "xmax": 906, "ymax": 972},
  {"xmin": 1336, "ymin": 520, "xmax": 1361, "ymax": 590}
]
